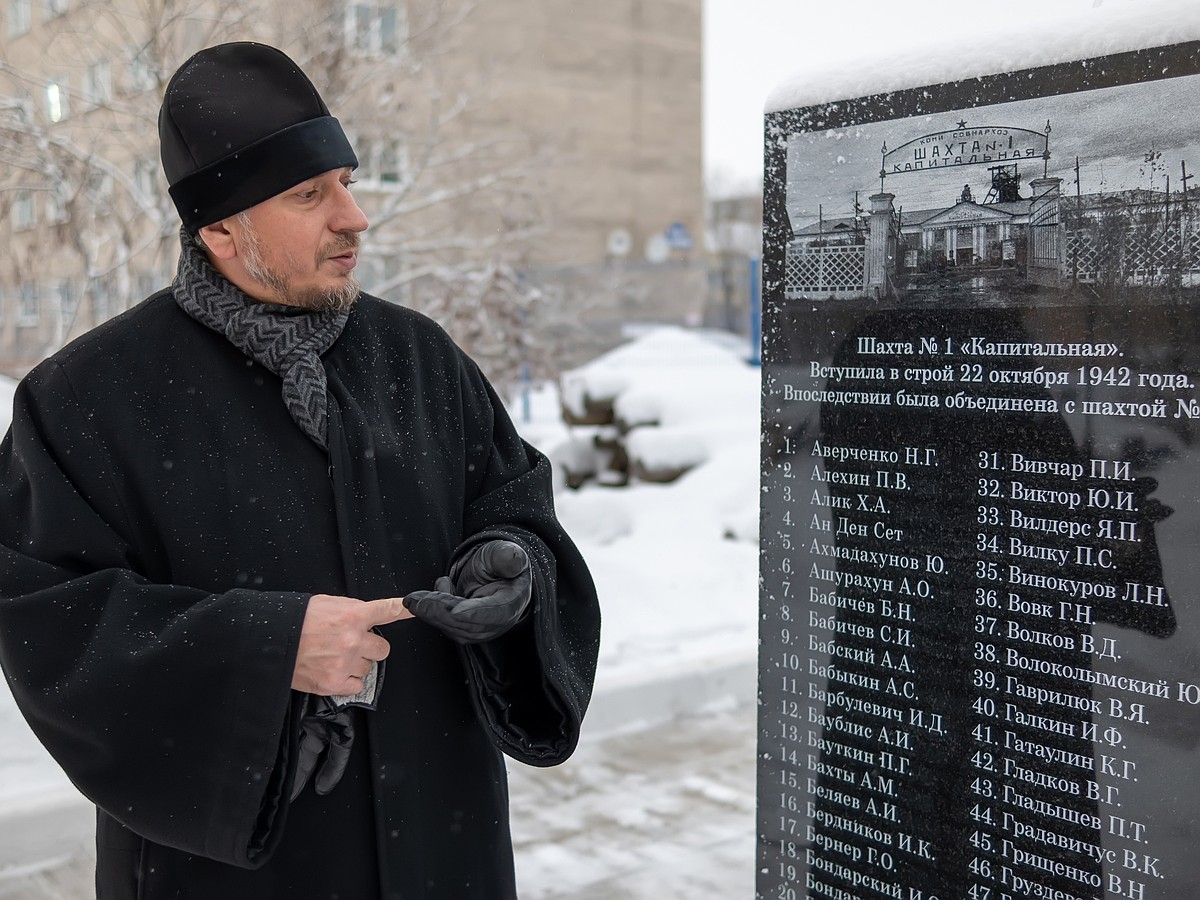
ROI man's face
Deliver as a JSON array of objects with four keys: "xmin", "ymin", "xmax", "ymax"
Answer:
[{"xmin": 234, "ymin": 167, "xmax": 369, "ymax": 311}]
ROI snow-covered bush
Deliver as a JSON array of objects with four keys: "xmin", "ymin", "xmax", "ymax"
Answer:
[{"xmin": 556, "ymin": 327, "xmax": 758, "ymax": 487}]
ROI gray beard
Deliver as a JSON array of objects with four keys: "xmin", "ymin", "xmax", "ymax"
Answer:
[
  {"xmin": 238, "ymin": 214, "xmax": 361, "ymax": 312},
  {"xmin": 252, "ymin": 267, "xmax": 361, "ymax": 312}
]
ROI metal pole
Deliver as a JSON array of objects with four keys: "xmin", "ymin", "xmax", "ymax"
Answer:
[{"xmin": 1043, "ymin": 120, "xmax": 1052, "ymax": 179}]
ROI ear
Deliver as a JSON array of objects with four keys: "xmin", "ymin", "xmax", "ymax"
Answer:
[{"xmin": 197, "ymin": 219, "xmax": 238, "ymax": 261}]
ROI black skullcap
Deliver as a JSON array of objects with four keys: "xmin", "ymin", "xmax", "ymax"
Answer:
[{"xmin": 159, "ymin": 42, "xmax": 358, "ymax": 231}]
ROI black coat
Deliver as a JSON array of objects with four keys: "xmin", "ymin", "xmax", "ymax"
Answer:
[{"xmin": 0, "ymin": 293, "xmax": 601, "ymax": 899}]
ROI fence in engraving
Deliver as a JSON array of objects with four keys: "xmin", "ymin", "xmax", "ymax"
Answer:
[
  {"xmin": 1030, "ymin": 198, "xmax": 1060, "ymax": 270},
  {"xmin": 785, "ymin": 243, "xmax": 866, "ymax": 297},
  {"xmin": 1065, "ymin": 213, "xmax": 1200, "ymax": 286}
]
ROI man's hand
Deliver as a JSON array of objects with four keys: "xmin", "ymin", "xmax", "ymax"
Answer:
[
  {"xmin": 403, "ymin": 541, "xmax": 532, "ymax": 644},
  {"xmin": 292, "ymin": 595, "xmax": 412, "ymax": 696}
]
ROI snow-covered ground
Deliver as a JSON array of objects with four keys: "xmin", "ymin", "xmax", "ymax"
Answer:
[{"xmin": 0, "ymin": 328, "xmax": 762, "ymax": 805}]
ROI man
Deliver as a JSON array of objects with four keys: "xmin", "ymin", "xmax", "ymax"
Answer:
[{"xmin": 0, "ymin": 42, "xmax": 600, "ymax": 899}]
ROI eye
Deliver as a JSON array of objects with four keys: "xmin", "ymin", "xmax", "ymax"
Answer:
[{"xmin": 296, "ymin": 188, "xmax": 318, "ymax": 200}]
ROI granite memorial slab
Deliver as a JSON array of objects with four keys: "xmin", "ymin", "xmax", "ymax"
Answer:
[{"xmin": 757, "ymin": 22, "xmax": 1200, "ymax": 900}]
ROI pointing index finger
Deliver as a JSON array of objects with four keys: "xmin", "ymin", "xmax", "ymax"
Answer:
[{"xmin": 363, "ymin": 596, "xmax": 414, "ymax": 626}]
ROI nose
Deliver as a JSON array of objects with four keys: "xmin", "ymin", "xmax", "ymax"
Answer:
[{"xmin": 333, "ymin": 181, "xmax": 369, "ymax": 234}]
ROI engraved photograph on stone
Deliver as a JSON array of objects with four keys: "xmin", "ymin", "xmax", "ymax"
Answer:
[{"xmin": 758, "ymin": 43, "xmax": 1200, "ymax": 900}]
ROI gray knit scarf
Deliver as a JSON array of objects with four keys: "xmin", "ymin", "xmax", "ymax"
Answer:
[
  {"xmin": 172, "ymin": 231, "xmax": 380, "ymax": 711},
  {"xmin": 172, "ymin": 229, "xmax": 350, "ymax": 450}
]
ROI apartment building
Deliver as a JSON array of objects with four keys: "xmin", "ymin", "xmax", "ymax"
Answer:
[{"xmin": 0, "ymin": 0, "xmax": 702, "ymax": 377}]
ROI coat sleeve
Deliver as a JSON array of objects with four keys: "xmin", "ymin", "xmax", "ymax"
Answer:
[
  {"xmin": 454, "ymin": 361, "xmax": 601, "ymax": 767},
  {"xmin": 0, "ymin": 360, "xmax": 308, "ymax": 868}
]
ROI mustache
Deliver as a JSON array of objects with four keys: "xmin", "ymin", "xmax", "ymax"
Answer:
[{"xmin": 323, "ymin": 233, "xmax": 361, "ymax": 257}]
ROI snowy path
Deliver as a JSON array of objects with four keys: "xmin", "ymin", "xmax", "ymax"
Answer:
[
  {"xmin": 0, "ymin": 699, "xmax": 759, "ymax": 899},
  {"xmin": 511, "ymin": 701, "xmax": 758, "ymax": 899}
]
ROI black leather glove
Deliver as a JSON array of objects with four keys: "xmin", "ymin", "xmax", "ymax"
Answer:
[
  {"xmin": 290, "ymin": 695, "xmax": 355, "ymax": 800},
  {"xmin": 403, "ymin": 540, "xmax": 533, "ymax": 644}
]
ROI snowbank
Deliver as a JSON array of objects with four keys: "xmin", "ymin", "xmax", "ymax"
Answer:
[
  {"xmin": 522, "ymin": 327, "xmax": 761, "ymax": 687},
  {"xmin": 556, "ymin": 327, "xmax": 759, "ymax": 483}
]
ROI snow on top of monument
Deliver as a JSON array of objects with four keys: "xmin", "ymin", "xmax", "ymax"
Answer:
[{"xmin": 766, "ymin": 0, "xmax": 1200, "ymax": 115}]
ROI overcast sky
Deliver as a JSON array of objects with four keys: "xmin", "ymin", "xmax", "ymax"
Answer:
[{"xmin": 702, "ymin": 0, "xmax": 1143, "ymax": 194}]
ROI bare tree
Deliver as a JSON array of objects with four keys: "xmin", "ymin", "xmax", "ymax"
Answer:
[{"xmin": 0, "ymin": 0, "xmax": 565, "ymax": 388}]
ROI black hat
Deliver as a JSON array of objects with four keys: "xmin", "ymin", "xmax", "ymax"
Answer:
[{"xmin": 159, "ymin": 42, "xmax": 358, "ymax": 232}]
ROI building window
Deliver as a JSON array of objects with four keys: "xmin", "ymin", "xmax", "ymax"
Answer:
[
  {"xmin": 133, "ymin": 157, "xmax": 158, "ymax": 202},
  {"xmin": 88, "ymin": 171, "xmax": 113, "ymax": 206},
  {"xmin": 135, "ymin": 270, "xmax": 160, "ymax": 301},
  {"xmin": 17, "ymin": 282, "xmax": 39, "ymax": 327},
  {"xmin": 129, "ymin": 47, "xmax": 157, "ymax": 93},
  {"xmin": 12, "ymin": 190, "xmax": 36, "ymax": 231},
  {"xmin": 89, "ymin": 274, "xmax": 117, "ymax": 322},
  {"xmin": 378, "ymin": 138, "xmax": 405, "ymax": 184},
  {"xmin": 7, "ymin": 0, "xmax": 30, "ymax": 36},
  {"xmin": 380, "ymin": 252, "xmax": 408, "ymax": 302},
  {"xmin": 45, "ymin": 76, "xmax": 68, "ymax": 122},
  {"xmin": 84, "ymin": 59, "xmax": 112, "ymax": 106},
  {"xmin": 45, "ymin": 185, "xmax": 69, "ymax": 224},
  {"xmin": 344, "ymin": 3, "xmax": 405, "ymax": 57},
  {"xmin": 61, "ymin": 280, "xmax": 78, "ymax": 321},
  {"xmin": 49, "ymin": 279, "xmax": 78, "ymax": 324},
  {"xmin": 180, "ymin": 18, "xmax": 206, "ymax": 57},
  {"xmin": 43, "ymin": 0, "xmax": 66, "ymax": 19},
  {"xmin": 359, "ymin": 137, "xmax": 407, "ymax": 187}
]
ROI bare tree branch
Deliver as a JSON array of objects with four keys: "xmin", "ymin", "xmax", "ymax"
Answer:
[{"xmin": 1, "ymin": 0, "xmax": 566, "ymax": 386}]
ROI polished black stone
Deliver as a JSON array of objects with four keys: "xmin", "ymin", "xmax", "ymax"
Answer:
[{"xmin": 758, "ymin": 42, "xmax": 1200, "ymax": 900}]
